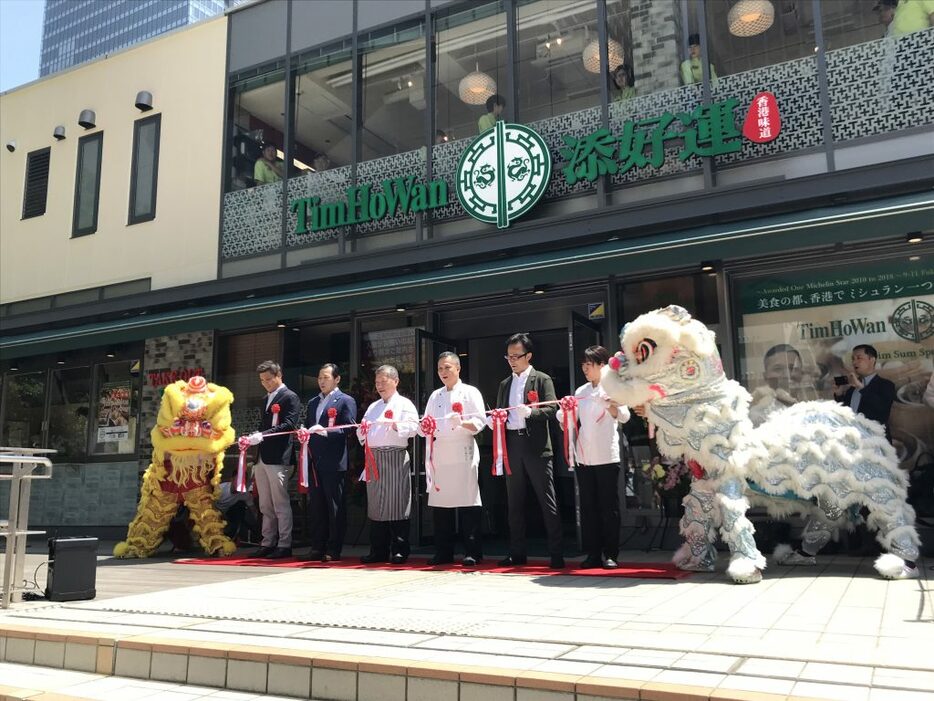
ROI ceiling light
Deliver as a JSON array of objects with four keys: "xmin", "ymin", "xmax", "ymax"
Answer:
[
  {"xmin": 728, "ymin": 0, "xmax": 775, "ymax": 37},
  {"xmin": 582, "ymin": 37, "xmax": 624, "ymax": 74},
  {"xmin": 276, "ymin": 321, "xmax": 287, "ymax": 328},
  {"xmin": 909, "ymin": 255, "xmax": 920, "ymax": 261},
  {"xmin": 407, "ymin": 78, "xmax": 414, "ymax": 88},
  {"xmin": 700, "ymin": 261, "xmax": 716, "ymax": 272},
  {"xmin": 556, "ymin": 36, "xmax": 563, "ymax": 45},
  {"xmin": 105, "ymin": 349, "xmax": 116, "ymax": 358},
  {"xmin": 906, "ymin": 233, "xmax": 923, "ymax": 244},
  {"xmin": 56, "ymin": 359, "xmax": 66, "ymax": 365},
  {"xmin": 9, "ymin": 362, "xmax": 19, "ymax": 371},
  {"xmin": 458, "ymin": 63, "xmax": 497, "ymax": 105},
  {"xmin": 396, "ymin": 304, "xmax": 407, "ymax": 312},
  {"xmin": 533, "ymin": 285, "xmax": 546, "ymax": 295}
]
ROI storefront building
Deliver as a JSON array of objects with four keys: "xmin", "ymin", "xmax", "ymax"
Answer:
[{"xmin": 2, "ymin": 0, "xmax": 932, "ymax": 551}]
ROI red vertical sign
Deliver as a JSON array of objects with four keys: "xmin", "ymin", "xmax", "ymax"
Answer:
[{"xmin": 743, "ymin": 91, "xmax": 781, "ymax": 143}]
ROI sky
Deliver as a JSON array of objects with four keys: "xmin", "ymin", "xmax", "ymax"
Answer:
[{"xmin": 0, "ymin": 0, "xmax": 44, "ymax": 93}]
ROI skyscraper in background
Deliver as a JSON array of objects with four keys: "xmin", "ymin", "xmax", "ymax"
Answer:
[{"xmin": 40, "ymin": 0, "xmax": 235, "ymax": 77}]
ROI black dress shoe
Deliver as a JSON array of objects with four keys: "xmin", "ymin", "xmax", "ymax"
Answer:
[
  {"xmin": 579, "ymin": 557, "xmax": 602, "ymax": 569},
  {"xmin": 390, "ymin": 553, "xmax": 408, "ymax": 564},
  {"xmin": 266, "ymin": 547, "xmax": 293, "ymax": 559},
  {"xmin": 305, "ymin": 550, "xmax": 326, "ymax": 561},
  {"xmin": 246, "ymin": 546, "xmax": 275, "ymax": 559},
  {"xmin": 549, "ymin": 556, "xmax": 566, "ymax": 569},
  {"xmin": 497, "ymin": 556, "xmax": 526, "ymax": 567},
  {"xmin": 462, "ymin": 556, "xmax": 479, "ymax": 567},
  {"xmin": 361, "ymin": 553, "xmax": 388, "ymax": 564},
  {"xmin": 428, "ymin": 555, "xmax": 454, "ymax": 566}
]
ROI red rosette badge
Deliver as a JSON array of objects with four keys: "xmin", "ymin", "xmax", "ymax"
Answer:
[
  {"xmin": 270, "ymin": 402, "xmax": 281, "ymax": 427},
  {"xmin": 327, "ymin": 406, "xmax": 337, "ymax": 427},
  {"xmin": 384, "ymin": 409, "xmax": 394, "ymax": 420},
  {"xmin": 451, "ymin": 402, "xmax": 464, "ymax": 416},
  {"xmin": 526, "ymin": 390, "xmax": 539, "ymax": 404}
]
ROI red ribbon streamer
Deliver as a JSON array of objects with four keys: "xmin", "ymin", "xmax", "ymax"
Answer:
[
  {"xmin": 559, "ymin": 395, "xmax": 579, "ymax": 470},
  {"xmin": 420, "ymin": 415, "xmax": 439, "ymax": 492},
  {"xmin": 687, "ymin": 459, "xmax": 706, "ymax": 480},
  {"xmin": 359, "ymin": 419, "xmax": 380, "ymax": 482},
  {"xmin": 296, "ymin": 427, "xmax": 316, "ymax": 493},
  {"xmin": 490, "ymin": 408, "xmax": 511, "ymax": 476},
  {"xmin": 235, "ymin": 435, "xmax": 250, "ymax": 493}
]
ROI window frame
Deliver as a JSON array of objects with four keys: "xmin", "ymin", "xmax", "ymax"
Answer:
[
  {"xmin": 72, "ymin": 131, "xmax": 104, "ymax": 237},
  {"xmin": 22, "ymin": 146, "xmax": 51, "ymax": 220},
  {"xmin": 127, "ymin": 113, "xmax": 161, "ymax": 225}
]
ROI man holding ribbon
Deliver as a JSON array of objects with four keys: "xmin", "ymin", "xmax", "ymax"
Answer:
[
  {"xmin": 420, "ymin": 351, "xmax": 487, "ymax": 566},
  {"xmin": 357, "ymin": 365, "xmax": 419, "ymax": 564},
  {"xmin": 557, "ymin": 345, "xmax": 630, "ymax": 569},
  {"xmin": 494, "ymin": 333, "xmax": 564, "ymax": 568},
  {"xmin": 244, "ymin": 360, "xmax": 300, "ymax": 559},
  {"xmin": 304, "ymin": 363, "xmax": 357, "ymax": 562}
]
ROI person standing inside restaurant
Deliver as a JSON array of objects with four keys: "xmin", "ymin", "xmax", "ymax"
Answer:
[
  {"xmin": 833, "ymin": 344, "xmax": 896, "ymax": 440},
  {"xmin": 421, "ymin": 351, "xmax": 487, "ymax": 566},
  {"xmin": 245, "ymin": 360, "xmax": 300, "ymax": 559},
  {"xmin": 495, "ymin": 333, "xmax": 564, "ymax": 568},
  {"xmin": 557, "ymin": 346, "xmax": 630, "ymax": 569},
  {"xmin": 304, "ymin": 363, "xmax": 357, "ymax": 562},
  {"xmin": 357, "ymin": 365, "xmax": 419, "ymax": 564}
]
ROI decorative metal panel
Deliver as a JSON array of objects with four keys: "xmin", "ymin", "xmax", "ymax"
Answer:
[
  {"xmin": 354, "ymin": 149, "xmax": 424, "ymax": 235},
  {"xmin": 221, "ymin": 183, "xmax": 283, "ymax": 259},
  {"xmin": 827, "ymin": 30, "xmax": 934, "ymax": 143},
  {"xmin": 430, "ymin": 137, "xmax": 469, "ymax": 222},
  {"xmin": 529, "ymin": 106, "xmax": 602, "ymax": 200},
  {"xmin": 286, "ymin": 166, "xmax": 352, "ymax": 248},
  {"xmin": 712, "ymin": 54, "xmax": 822, "ymax": 165}
]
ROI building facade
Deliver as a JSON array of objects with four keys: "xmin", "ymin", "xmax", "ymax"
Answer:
[
  {"xmin": 40, "ymin": 0, "xmax": 230, "ymax": 77},
  {"xmin": 2, "ymin": 0, "xmax": 933, "ymax": 552}
]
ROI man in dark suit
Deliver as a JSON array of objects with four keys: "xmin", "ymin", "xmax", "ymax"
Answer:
[
  {"xmin": 245, "ymin": 360, "xmax": 300, "ymax": 559},
  {"xmin": 833, "ymin": 344, "xmax": 896, "ymax": 439},
  {"xmin": 495, "ymin": 333, "xmax": 564, "ymax": 568},
  {"xmin": 304, "ymin": 363, "xmax": 357, "ymax": 562}
]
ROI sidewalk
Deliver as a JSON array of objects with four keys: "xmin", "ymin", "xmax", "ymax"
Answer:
[{"xmin": 0, "ymin": 548, "xmax": 931, "ymax": 701}]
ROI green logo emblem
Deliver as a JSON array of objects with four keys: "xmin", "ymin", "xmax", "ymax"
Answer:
[{"xmin": 455, "ymin": 122, "xmax": 551, "ymax": 229}]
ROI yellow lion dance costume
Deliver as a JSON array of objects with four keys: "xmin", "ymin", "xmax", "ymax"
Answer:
[{"xmin": 114, "ymin": 376, "xmax": 237, "ymax": 558}]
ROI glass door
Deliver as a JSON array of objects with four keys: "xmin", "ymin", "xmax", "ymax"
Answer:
[{"xmin": 413, "ymin": 329, "xmax": 459, "ymax": 546}]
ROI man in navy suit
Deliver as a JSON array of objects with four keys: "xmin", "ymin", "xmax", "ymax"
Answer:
[
  {"xmin": 245, "ymin": 360, "xmax": 300, "ymax": 559},
  {"xmin": 833, "ymin": 344, "xmax": 896, "ymax": 441},
  {"xmin": 304, "ymin": 363, "xmax": 357, "ymax": 561}
]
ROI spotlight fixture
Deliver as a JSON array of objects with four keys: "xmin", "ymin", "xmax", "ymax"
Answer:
[
  {"xmin": 906, "ymin": 233, "xmax": 923, "ymax": 244},
  {"xmin": 532, "ymin": 285, "xmax": 546, "ymax": 295},
  {"xmin": 700, "ymin": 261, "xmax": 716, "ymax": 272},
  {"xmin": 9, "ymin": 362, "xmax": 19, "ymax": 371},
  {"xmin": 105, "ymin": 349, "xmax": 116, "ymax": 358},
  {"xmin": 78, "ymin": 109, "xmax": 96, "ymax": 129},
  {"xmin": 56, "ymin": 359, "xmax": 66, "ymax": 365},
  {"xmin": 276, "ymin": 321, "xmax": 287, "ymax": 328},
  {"xmin": 53, "ymin": 125, "xmax": 66, "ymax": 140},
  {"xmin": 395, "ymin": 303, "xmax": 407, "ymax": 312},
  {"xmin": 4, "ymin": 140, "xmax": 15, "ymax": 153},
  {"xmin": 555, "ymin": 36, "xmax": 563, "ymax": 46},
  {"xmin": 134, "ymin": 90, "xmax": 153, "ymax": 111}
]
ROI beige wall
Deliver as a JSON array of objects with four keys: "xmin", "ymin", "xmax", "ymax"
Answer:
[{"xmin": 0, "ymin": 16, "xmax": 227, "ymax": 304}]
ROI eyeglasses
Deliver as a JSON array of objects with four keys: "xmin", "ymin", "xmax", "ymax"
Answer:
[{"xmin": 504, "ymin": 353, "xmax": 530, "ymax": 361}]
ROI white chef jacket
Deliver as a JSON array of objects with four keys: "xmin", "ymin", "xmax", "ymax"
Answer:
[
  {"xmin": 356, "ymin": 392, "xmax": 419, "ymax": 448},
  {"xmin": 557, "ymin": 382, "xmax": 630, "ymax": 466},
  {"xmin": 507, "ymin": 365, "xmax": 533, "ymax": 429},
  {"xmin": 421, "ymin": 381, "xmax": 486, "ymax": 507}
]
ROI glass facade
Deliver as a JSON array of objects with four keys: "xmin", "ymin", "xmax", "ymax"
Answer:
[{"xmin": 40, "ymin": 0, "xmax": 229, "ymax": 77}]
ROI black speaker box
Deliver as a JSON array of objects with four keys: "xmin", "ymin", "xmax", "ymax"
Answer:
[{"xmin": 45, "ymin": 537, "xmax": 97, "ymax": 602}]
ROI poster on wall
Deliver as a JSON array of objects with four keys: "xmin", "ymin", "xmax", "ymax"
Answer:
[
  {"xmin": 96, "ymin": 382, "xmax": 132, "ymax": 443},
  {"xmin": 736, "ymin": 263, "xmax": 934, "ymax": 513}
]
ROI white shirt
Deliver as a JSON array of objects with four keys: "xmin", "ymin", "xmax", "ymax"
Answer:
[
  {"xmin": 357, "ymin": 391, "xmax": 419, "ymax": 448},
  {"xmin": 557, "ymin": 382, "xmax": 630, "ymax": 466},
  {"xmin": 850, "ymin": 373, "xmax": 876, "ymax": 413},
  {"xmin": 422, "ymin": 381, "xmax": 486, "ymax": 440},
  {"xmin": 315, "ymin": 389, "xmax": 339, "ymax": 424},
  {"xmin": 507, "ymin": 366, "xmax": 533, "ymax": 430},
  {"xmin": 265, "ymin": 383, "xmax": 288, "ymax": 410}
]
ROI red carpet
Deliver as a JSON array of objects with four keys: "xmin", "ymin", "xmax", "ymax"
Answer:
[{"xmin": 173, "ymin": 555, "xmax": 691, "ymax": 579}]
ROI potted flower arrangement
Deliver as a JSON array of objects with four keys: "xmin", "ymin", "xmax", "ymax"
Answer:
[{"xmin": 641, "ymin": 457, "xmax": 691, "ymax": 516}]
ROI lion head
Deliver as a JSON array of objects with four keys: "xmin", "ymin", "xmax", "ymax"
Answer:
[{"xmin": 151, "ymin": 376, "xmax": 234, "ymax": 464}]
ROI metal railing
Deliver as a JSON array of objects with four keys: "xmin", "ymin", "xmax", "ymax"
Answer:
[{"xmin": 1, "ymin": 447, "xmax": 55, "ymax": 609}]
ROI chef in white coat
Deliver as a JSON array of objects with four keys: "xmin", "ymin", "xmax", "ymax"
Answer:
[{"xmin": 421, "ymin": 351, "xmax": 487, "ymax": 566}]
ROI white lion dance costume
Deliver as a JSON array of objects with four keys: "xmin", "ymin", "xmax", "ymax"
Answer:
[
  {"xmin": 601, "ymin": 305, "xmax": 919, "ymax": 584},
  {"xmin": 114, "ymin": 376, "xmax": 237, "ymax": 558}
]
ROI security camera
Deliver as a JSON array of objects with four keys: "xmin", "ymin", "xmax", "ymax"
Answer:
[{"xmin": 4, "ymin": 141, "xmax": 15, "ymax": 153}]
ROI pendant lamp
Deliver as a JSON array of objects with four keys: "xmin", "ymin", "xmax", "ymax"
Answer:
[
  {"xmin": 582, "ymin": 37, "xmax": 624, "ymax": 74},
  {"xmin": 728, "ymin": 0, "xmax": 774, "ymax": 37},
  {"xmin": 458, "ymin": 62, "xmax": 497, "ymax": 105}
]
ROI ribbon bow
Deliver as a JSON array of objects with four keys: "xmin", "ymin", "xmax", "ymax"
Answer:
[
  {"xmin": 296, "ymin": 426, "xmax": 317, "ymax": 492},
  {"xmin": 235, "ymin": 435, "xmax": 250, "ymax": 492},
  {"xmin": 490, "ymin": 408, "xmax": 511, "ymax": 476},
  {"xmin": 359, "ymin": 418, "xmax": 379, "ymax": 482},
  {"xmin": 420, "ymin": 415, "xmax": 440, "ymax": 492},
  {"xmin": 558, "ymin": 395, "xmax": 579, "ymax": 470},
  {"xmin": 270, "ymin": 403, "xmax": 281, "ymax": 427}
]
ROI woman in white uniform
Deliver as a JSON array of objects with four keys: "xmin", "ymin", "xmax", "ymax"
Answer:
[
  {"xmin": 558, "ymin": 345, "xmax": 630, "ymax": 569},
  {"xmin": 420, "ymin": 351, "xmax": 487, "ymax": 566}
]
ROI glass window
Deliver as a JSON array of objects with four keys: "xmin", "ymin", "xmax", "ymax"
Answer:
[
  {"xmin": 48, "ymin": 366, "xmax": 91, "ymax": 459},
  {"xmin": 72, "ymin": 132, "xmax": 103, "ymax": 237},
  {"xmin": 22, "ymin": 147, "xmax": 51, "ymax": 219},
  {"xmin": 90, "ymin": 361, "xmax": 140, "ymax": 456},
  {"xmin": 0, "ymin": 372, "xmax": 46, "ymax": 449},
  {"xmin": 128, "ymin": 113, "xmax": 161, "ymax": 224},
  {"xmin": 283, "ymin": 321, "xmax": 351, "ymax": 406},
  {"xmin": 227, "ymin": 67, "xmax": 287, "ymax": 193},
  {"xmin": 216, "ymin": 330, "xmax": 282, "ymax": 435},
  {"xmin": 620, "ymin": 273, "xmax": 720, "ymax": 328}
]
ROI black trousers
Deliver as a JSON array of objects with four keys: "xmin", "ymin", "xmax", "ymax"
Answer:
[
  {"xmin": 433, "ymin": 506, "xmax": 482, "ymax": 560},
  {"xmin": 369, "ymin": 519, "xmax": 410, "ymax": 559},
  {"xmin": 576, "ymin": 463, "xmax": 620, "ymax": 560},
  {"xmin": 309, "ymin": 468, "xmax": 346, "ymax": 557},
  {"xmin": 505, "ymin": 432, "xmax": 563, "ymax": 558}
]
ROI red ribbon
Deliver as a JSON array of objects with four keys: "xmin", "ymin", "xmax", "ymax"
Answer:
[
  {"xmin": 420, "ymin": 415, "xmax": 439, "ymax": 492},
  {"xmin": 490, "ymin": 408, "xmax": 511, "ymax": 476},
  {"xmin": 235, "ymin": 435, "xmax": 250, "ymax": 493},
  {"xmin": 296, "ymin": 427, "xmax": 317, "ymax": 493},
  {"xmin": 359, "ymin": 419, "xmax": 379, "ymax": 482},
  {"xmin": 559, "ymin": 395, "xmax": 579, "ymax": 470}
]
